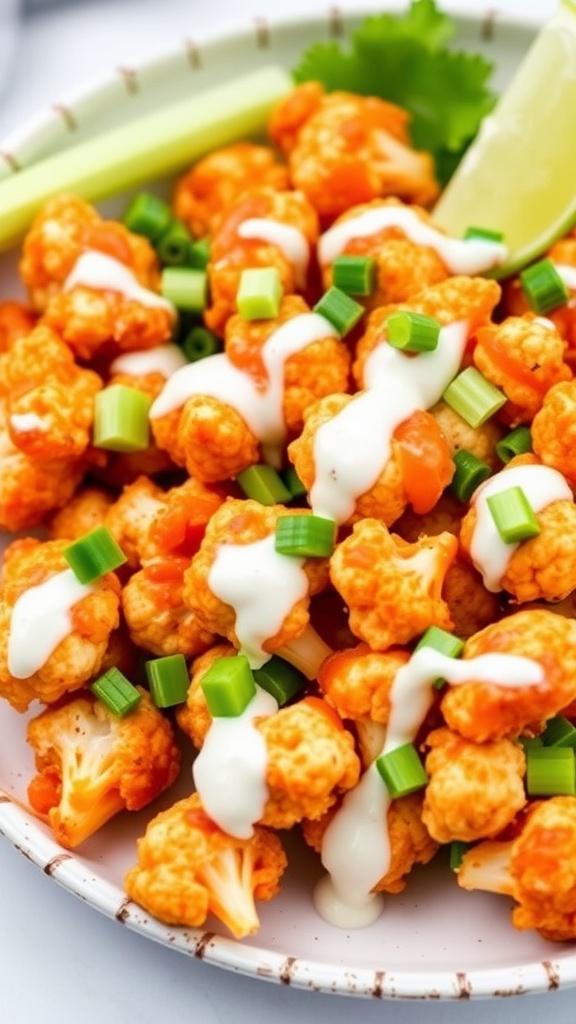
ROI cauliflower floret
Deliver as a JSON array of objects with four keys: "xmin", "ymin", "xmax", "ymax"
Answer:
[
  {"xmin": 457, "ymin": 797, "xmax": 576, "ymax": 942},
  {"xmin": 421, "ymin": 726, "xmax": 526, "ymax": 843},
  {"xmin": 532, "ymin": 379, "xmax": 576, "ymax": 487},
  {"xmin": 173, "ymin": 142, "xmax": 289, "ymax": 238},
  {"xmin": 429, "ymin": 399, "xmax": 504, "ymax": 471},
  {"xmin": 329, "ymin": 519, "xmax": 457, "ymax": 650},
  {"xmin": 124, "ymin": 792, "xmax": 287, "ymax": 938},
  {"xmin": 26, "ymin": 688, "xmax": 181, "ymax": 849},
  {"xmin": 176, "ymin": 642, "xmax": 236, "ymax": 749},
  {"xmin": 122, "ymin": 556, "xmax": 216, "ymax": 658},
  {"xmin": 204, "ymin": 186, "xmax": 319, "ymax": 335},
  {"xmin": 46, "ymin": 485, "xmax": 115, "ymax": 541},
  {"xmin": 318, "ymin": 643, "xmax": 409, "ymax": 724},
  {"xmin": 103, "ymin": 475, "xmax": 167, "ymax": 570},
  {"xmin": 268, "ymin": 84, "xmax": 439, "ymax": 223},
  {"xmin": 441, "ymin": 608, "xmax": 576, "ymax": 742},
  {"xmin": 0, "ymin": 537, "xmax": 121, "ymax": 712},
  {"xmin": 472, "ymin": 315, "xmax": 571, "ymax": 427},
  {"xmin": 0, "ymin": 300, "xmax": 36, "ymax": 354},
  {"xmin": 4, "ymin": 323, "xmax": 102, "ymax": 460}
]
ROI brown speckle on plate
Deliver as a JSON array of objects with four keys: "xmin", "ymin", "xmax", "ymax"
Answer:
[
  {"xmin": 543, "ymin": 959, "xmax": 561, "ymax": 990},
  {"xmin": 117, "ymin": 67, "xmax": 139, "ymax": 95},
  {"xmin": 328, "ymin": 6, "xmax": 344, "ymax": 38},
  {"xmin": 254, "ymin": 17, "xmax": 270, "ymax": 48},
  {"xmin": 44, "ymin": 852, "xmax": 73, "ymax": 876},
  {"xmin": 52, "ymin": 104, "xmax": 77, "ymax": 132},
  {"xmin": 184, "ymin": 39, "xmax": 202, "ymax": 69}
]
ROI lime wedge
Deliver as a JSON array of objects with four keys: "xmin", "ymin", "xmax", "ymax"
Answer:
[{"xmin": 433, "ymin": 0, "xmax": 576, "ymax": 279}]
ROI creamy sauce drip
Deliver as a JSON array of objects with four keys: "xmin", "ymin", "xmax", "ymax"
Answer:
[
  {"xmin": 237, "ymin": 218, "xmax": 310, "ymax": 289},
  {"xmin": 315, "ymin": 646, "xmax": 544, "ymax": 927},
  {"xmin": 208, "ymin": 534, "xmax": 309, "ymax": 669},
  {"xmin": 193, "ymin": 684, "xmax": 278, "ymax": 839},
  {"xmin": 63, "ymin": 250, "xmax": 175, "ymax": 313},
  {"xmin": 469, "ymin": 464, "xmax": 573, "ymax": 591},
  {"xmin": 8, "ymin": 568, "xmax": 94, "ymax": 678},
  {"xmin": 9, "ymin": 413, "xmax": 47, "ymax": 433},
  {"xmin": 318, "ymin": 206, "xmax": 508, "ymax": 273},
  {"xmin": 554, "ymin": 262, "xmax": 576, "ymax": 293},
  {"xmin": 110, "ymin": 343, "xmax": 187, "ymax": 378},
  {"xmin": 310, "ymin": 321, "xmax": 468, "ymax": 523}
]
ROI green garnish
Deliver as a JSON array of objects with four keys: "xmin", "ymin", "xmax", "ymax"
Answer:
[
  {"xmin": 313, "ymin": 287, "xmax": 364, "ymax": 336},
  {"xmin": 450, "ymin": 448, "xmax": 491, "ymax": 502},
  {"xmin": 464, "ymin": 226, "xmax": 504, "ymax": 244},
  {"xmin": 63, "ymin": 526, "xmax": 127, "ymax": 584},
  {"xmin": 186, "ymin": 237, "xmax": 211, "ymax": 269},
  {"xmin": 122, "ymin": 192, "xmax": 172, "ymax": 242},
  {"xmin": 181, "ymin": 325, "xmax": 221, "ymax": 363},
  {"xmin": 526, "ymin": 747, "xmax": 576, "ymax": 796},
  {"xmin": 486, "ymin": 485, "xmax": 541, "ymax": 544},
  {"xmin": 415, "ymin": 625, "xmax": 464, "ymax": 659},
  {"xmin": 541, "ymin": 716, "xmax": 576, "ymax": 748},
  {"xmin": 442, "ymin": 366, "xmax": 506, "ymax": 428},
  {"xmin": 449, "ymin": 840, "xmax": 471, "ymax": 871},
  {"xmin": 235, "ymin": 464, "xmax": 292, "ymax": 505},
  {"xmin": 281, "ymin": 465, "xmax": 308, "ymax": 500},
  {"xmin": 332, "ymin": 254, "xmax": 376, "ymax": 296},
  {"xmin": 520, "ymin": 257, "xmax": 570, "ymax": 315},
  {"xmin": 292, "ymin": 0, "xmax": 496, "ymax": 186},
  {"xmin": 161, "ymin": 267, "xmax": 207, "ymax": 312},
  {"xmin": 145, "ymin": 654, "xmax": 190, "ymax": 708},
  {"xmin": 236, "ymin": 267, "xmax": 283, "ymax": 320},
  {"xmin": 200, "ymin": 655, "xmax": 256, "ymax": 717},
  {"xmin": 93, "ymin": 384, "xmax": 152, "ymax": 453},
  {"xmin": 495, "ymin": 426, "xmax": 533, "ymax": 464},
  {"xmin": 386, "ymin": 310, "xmax": 440, "ymax": 352},
  {"xmin": 253, "ymin": 656, "xmax": 306, "ymax": 706},
  {"xmin": 375, "ymin": 742, "xmax": 429, "ymax": 798},
  {"xmin": 91, "ymin": 667, "xmax": 142, "ymax": 718},
  {"xmin": 275, "ymin": 514, "xmax": 337, "ymax": 558},
  {"xmin": 156, "ymin": 219, "xmax": 193, "ymax": 266}
]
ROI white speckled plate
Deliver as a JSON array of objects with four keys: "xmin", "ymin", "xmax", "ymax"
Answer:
[{"xmin": 0, "ymin": 2, "xmax": 573, "ymax": 1001}]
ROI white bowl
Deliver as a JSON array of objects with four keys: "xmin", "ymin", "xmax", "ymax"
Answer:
[{"xmin": 0, "ymin": 2, "xmax": 569, "ymax": 1001}]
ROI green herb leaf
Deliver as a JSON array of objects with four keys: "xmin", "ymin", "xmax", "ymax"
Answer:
[{"xmin": 292, "ymin": 0, "xmax": 496, "ymax": 186}]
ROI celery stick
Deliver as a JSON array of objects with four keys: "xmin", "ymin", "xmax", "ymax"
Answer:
[{"xmin": 0, "ymin": 65, "xmax": 292, "ymax": 251}]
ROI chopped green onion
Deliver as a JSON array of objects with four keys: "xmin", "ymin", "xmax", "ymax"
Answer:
[
  {"xmin": 495, "ymin": 426, "xmax": 533, "ymax": 464},
  {"xmin": 93, "ymin": 384, "xmax": 152, "ymax": 453},
  {"xmin": 236, "ymin": 267, "xmax": 283, "ymax": 320},
  {"xmin": 91, "ymin": 667, "xmax": 142, "ymax": 718},
  {"xmin": 156, "ymin": 219, "xmax": 193, "ymax": 266},
  {"xmin": 181, "ymin": 325, "xmax": 221, "ymax": 362},
  {"xmin": 541, "ymin": 716, "xmax": 576, "ymax": 748},
  {"xmin": 449, "ymin": 840, "xmax": 471, "ymax": 871},
  {"xmin": 275, "ymin": 514, "xmax": 337, "ymax": 558},
  {"xmin": 414, "ymin": 626, "xmax": 464, "ymax": 691},
  {"xmin": 145, "ymin": 654, "xmax": 190, "ymax": 708},
  {"xmin": 520, "ymin": 257, "xmax": 569, "ymax": 315},
  {"xmin": 161, "ymin": 267, "xmax": 207, "ymax": 313},
  {"xmin": 526, "ymin": 747, "xmax": 576, "ymax": 796},
  {"xmin": 464, "ymin": 226, "xmax": 504, "ymax": 244},
  {"xmin": 185, "ymin": 237, "xmax": 210, "ymax": 270},
  {"xmin": 313, "ymin": 286, "xmax": 364, "ymax": 337},
  {"xmin": 253, "ymin": 656, "xmax": 306, "ymax": 705},
  {"xmin": 63, "ymin": 526, "xmax": 127, "ymax": 584},
  {"xmin": 375, "ymin": 742, "xmax": 429, "ymax": 798},
  {"xmin": 450, "ymin": 449, "xmax": 491, "ymax": 502},
  {"xmin": 332, "ymin": 254, "xmax": 376, "ymax": 296},
  {"xmin": 235, "ymin": 464, "xmax": 292, "ymax": 505},
  {"xmin": 518, "ymin": 735, "xmax": 544, "ymax": 750},
  {"xmin": 200, "ymin": 654, "xmax": 256, "ymax": 717},
  {"xmin": 282, "ymin": 465, "xmax": 308, "ymax": 500},
  {"xmin": 386, "ymin": 310, "xmax": 440, "ymax": 353},
  {"xmin": 486, "ymin": 485, "xmax": 541, "ymax": 544},
  {"xmin": 442, "ymin": 367, "xmax": 507, "ymax": 428},
  {"xmin": 122, "ymin": 192, "xmax": 172, "ymax": 242}
]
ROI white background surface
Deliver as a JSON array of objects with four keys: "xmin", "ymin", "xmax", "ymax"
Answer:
[{"xmin": 0, "ymin": 1, "xmax": 572, "ymax": 1022}]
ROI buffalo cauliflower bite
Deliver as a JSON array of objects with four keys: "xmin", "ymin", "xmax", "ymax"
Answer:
[
  {"xmin": 457, "ymin": 797, "xmax": 576, "ymax": 941},
  {"xmin": 421, "ymin": 726, "xmax": 526, "ymax": 844},
  {"xmin": 532, "ymin": 379, "xmax": 576, "ymax": 487},
  {"xmin": 472, "ymin": 315, "xmax": 571, "ymax": 427},
  {"xmin": 46, "ymin": 486, "xmax": 115, "ymax": 542},
  {"xmin": 0, "ymin": 300, "xmax": 36, "ymax": 352},
  {"xmin": 176, "ymin": 642, "xmax": 236, "ymax": 750},
  {"xmin": 26, "ymin": 688, "xmax": 181, "ymax": 849},
  {"xmin": 19, "ymin": 193, "xmax": 175, "ymax": 359},
  {"xmin": 204, "ymin": 186, "xmax": 319, "ymax": 335},
  {"xmin": 441, "ymin": 609, "xmax": 576, "ymax": 743},
  {"xmin": 124, "ymin": 792, "xmax": 287, "ymax": 938},
  {"xmin": 268, "ymin": 83, "xmax": 439, "ymax": 223},
  {"xmin": 4, "ymin": 323, "xmax": 102, "ymax": 460},
  {"xmin": 0, "ymin": 537, "xmax": 121, "ymax": 712},
  {"xmin": 429, "ymin": 400, "xmax": 504, "ymax": 471},
  {"xmin": 103, "ymin": 475, "xmax": 167, "ymax": 570},
  {"xmin": 172, "ymin": 142, "xmax": 289, "ymax": 238},
  {"xmin": 329, "ymin": 519, "xmax": 457, "ymax": 650}
]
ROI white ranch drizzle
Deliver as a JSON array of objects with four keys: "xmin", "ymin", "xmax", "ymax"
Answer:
[
  {"xmin": 8, "ymin": 568, "xmax": 94, "ymax": 679},
  {"xmin": 310, "ymin": 321, "xmax": 468, "ymax": 523},
  {"xmin": 317, "ymin": 205, "xmax": 508, "ymax": 274},
  {"xmin": 315, "ymin": 647, "xmax": 544, "ymax": 928},
  {"xmin": 9, "ymin": 412, "xmax": 47, "ymax": 433},
  {"xmin": 149, "ymin": 312, "xmax": 338, "ymax": 465},
  {"xmin": 553, "ymin": 262, "xmax": 576, "ymax": 293},
  {"xmin": 110, "ymin": 343, "xmax": 187, "ymax": 379},
  {"xmin": 207, "ymin": 534, "xmax": 309, "ymax": 669},
  {"xmin": 469, "ymin": 463, "xmax": 573, "ymax": 592},
  {"xmin": 63, "ymin": 249, "xmax": 175, "ymax": 313},
  {"xmin": 237, "ymin": 218, "xmax": 310, "ymax": 289},
  {"xmin": 192, "ymin": 683, "xmax": 278, "ymax": 839}
]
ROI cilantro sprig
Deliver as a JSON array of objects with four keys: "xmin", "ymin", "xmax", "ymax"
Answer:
[{"xmin": 292, "ymin": 0, "xmax": 496, "ymax": 185}]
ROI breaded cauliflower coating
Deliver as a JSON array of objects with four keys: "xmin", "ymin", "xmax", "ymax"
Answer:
[
  {"xmin": 532, "ymin": 379, "xmax": 576, "ymax": 487},
  {"xmin": 19, "ymin": 193, "xmax": 175, "ymax": 359},
  {"xmin": 318, "ymin": 642, "xmax": 409, "ymax": 724},
  {"xmin": 472, "ymin": 315, "xmax": 572, "ymax": 427},
  {"xmin": 457, "ymin": 797, "xmax": 576, "ymax": 941},
  {"xmin": 103, "ymin": 475, "xmax": 167, "ymax": 570},
  {"xmin": 26, "ymin": 688, "xmax": 181, "ymax": 849},
  {"xmin": 421, "ymin": 726, "xmax": 526, "ymax": 843},
  {"xmin": 429, "ymin": 400, "xmax": 504, "ymax": 471},
  {"xmin": 176, "ymin": 642, "xmax": 236, "ymax": 749},
  {"xmin": 124, "ymin": 792, "xmax": 287, "ymax": 938},
  {"xmin": 46, "ymin": 485, "xmax": 115, "ymax": 542},
  {"xmin": 441, "ymin": 609, "xmax": 576, "ymax": 742},
  {"xmin": 4, "ymin": 323, "xmax": 102, "ymax": 460},
  {"xmin": 268, "ymin": 83, "xmax": 439, "ymax": 223},
  {"xmin": 329, "ymin": 518, "xmax": 457, "ymax": 650},
  {"xmin": 0, "ymin": 537, "xmax": 120, "ymax": 712},
  {"xmin": 173, "ymin": 142, "xmax": 290, "ymax": 238},
  {"xmin": 204, "ymin": 186, "xmax": 319, "ymax": 336},
  {"xmin": 0, "ymin": 300, "xmax": 36, "ymax": 351},
  {"xmin": 122, "ymin": 556, "xmax": 216, "ymax": 658}
]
